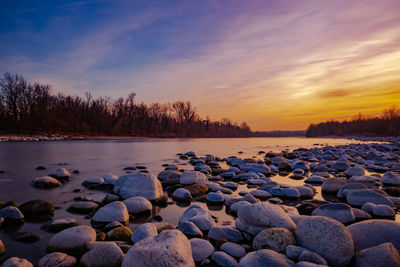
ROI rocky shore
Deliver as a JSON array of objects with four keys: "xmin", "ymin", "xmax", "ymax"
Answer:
[
  {"xmin": 1, "ymin": 138, "xmax": 400, "ymax": 266},
  {"xmin": 0, "ymin": 134, "xmax": 69, "ymax": 142}
]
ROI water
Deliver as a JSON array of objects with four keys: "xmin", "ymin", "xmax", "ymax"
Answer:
[{"xmin": 0, "ymin": 137, "xmax": 363, "ymax": 264}]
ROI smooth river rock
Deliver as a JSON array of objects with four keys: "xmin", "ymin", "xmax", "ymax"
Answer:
[
  {"xmin": 346, "ymin": 189, "xmax": 393, "ymax": 207},
  {"xmin": 355, "ymin": 242, "xmax": 400, "ymax": 267},
  {"xmin": 47, "ymin": 226, "xmax": 96, "ymax": 255},
  {"xmin": 295, "ymin": 216, "xmax": 354, "ymax": 266},
  {"xmin": 347, "ymin": 219, "xmax": 400, "ymax": 252},
  {"xmin": 253, "ymin": 227, "xmax": 295, "ymax": 253},
  {"xmin": 114, "ymin": 172, "xmax": 163, "ymax": 200},
  {"xmin": 190, "ymin": 238, "xmax": 214, "ymax": 261},
  {"xmin": 179, "ymin": 204, "xmax": 216, "ymax": 231},
  {"xmin": 122, "ymin": 230, "xmax": 195, "ymax": 267},
  {"xmin": 311, "ymin": 203, "xmax": 355, "ymax": 224},
  {"xmin": 80, "ymin": 242, "xmax": 124, "ymax": 267},
  {"xmin": 91, "ymin": 201, "xmax": 129, "ymax": 225},
  {"xmin": 123, "ymin": 196, "xmax": 152, "ymax": 214},
  {"xmin": 2, "ymin": 257, "xmax": 33, "ymax": 267},
  {"xmin": 179, "ymin": 171, "xmax": 208, "ymax": 185},
  {"xmin": 38, "ymin": 252, "xmax": 77, "ymax": 267},
  {"xmin": 239, "ymin": 249, "xmax": 289, "ymax": 267}
]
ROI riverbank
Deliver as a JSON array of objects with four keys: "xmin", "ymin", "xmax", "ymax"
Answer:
[{"xmin": 0, "ymin": 137, "xmax": 399, "ymax": 266}]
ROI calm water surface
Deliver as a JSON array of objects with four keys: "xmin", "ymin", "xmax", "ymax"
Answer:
[{"xmin": 0, "ymin": 137, "xmax": 364, "ymax": 264}]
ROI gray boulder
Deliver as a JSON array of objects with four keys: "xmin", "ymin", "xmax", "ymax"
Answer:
[
  {"xmin": 295, "ymin": 216, "xmax": 354, "ymax": 266},
  {"xmin": 122, "ymin": 230, "xmax": 195, "ymax": 267},
  {"xmin": 38, "ymin": 252, "xmax": 76, "ymax": 267},
  {"xmin": 253, "ymin": 227, "xmax": 295, "ymax": 253},
  {"xmin": 80, "ymin": 242, "xmax": 124, "ymax": 267},
  {"xmin": 239, "ymin": 249, "xmax": 289, "ymax": 267},
  {"xmin": 47, "ymin": 226, "xmax": 96, "ymax": 255},
  {"xmin": 311, "ymin": 203, "xmax": 355, "ymax": 224},
  {"xmin": 190, "ymin": 238, "xmax": 214, "ymax": 261},
  {"xmin": 355, "ymin": 242, "xmax": 400, "ymax": 267},
  {"xmin": 114, "ymin": 172, "xmax": 163, "ymax": 200}
]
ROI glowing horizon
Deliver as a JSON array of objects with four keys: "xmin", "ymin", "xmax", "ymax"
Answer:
[{"xmin": 1, "ymin": 0, "xmax": 400, "ymax": 131}]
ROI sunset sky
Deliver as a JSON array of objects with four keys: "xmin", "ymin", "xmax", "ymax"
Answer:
[{"xmin": 1, "ymin": 0, "xmax": 400, "ymax": 130}]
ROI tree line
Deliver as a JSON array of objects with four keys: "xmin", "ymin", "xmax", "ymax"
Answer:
[
  {"xmin": 0, "ymin": 73, "xmax": 252, "ymax": 137},
  {"xmin": 306, "ymin": 106, "xmax": 400, "ymax": 137}
]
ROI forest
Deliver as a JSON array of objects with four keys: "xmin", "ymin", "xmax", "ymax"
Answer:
[
  {"xmin": 0, "ymin": 73, "xmax": 252, "ymax": 137},
  {"xmin": 306, "ymin": 106, "xmax": 400, "ymax": 137}
]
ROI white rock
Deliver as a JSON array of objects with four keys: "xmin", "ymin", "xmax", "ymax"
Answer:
[
  {"xmin": 123, "ymin": 196, "xmax": 152, "ymax": 214},
  {"xmin": 47, "ymin": 226, "xmax": 96, "ymax": 255},
  {"xmin": 122, "ymin": 230, "xmax": 195, "ymax": 267},
  {"xmin": 179, "ymin": 205, "xmax": 216, "ymax": 231},
  {"xmin": 91, "ymin": 201, "xmax": 129, "ymax": 224},
  {"xmin": 114, "ymin": 172, "xmax": 163, "ymax": 200},
  {"xmin": 236, "ymin": 202, "xmax": 296, "ymax": 235}
]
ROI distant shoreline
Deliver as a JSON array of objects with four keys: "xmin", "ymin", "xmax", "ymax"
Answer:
[{"xmin": 0, "ymin": 133, "xmax": 397, "ymax": 143}]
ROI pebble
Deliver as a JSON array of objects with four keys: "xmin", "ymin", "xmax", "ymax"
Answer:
[
  {"xmin": 211, "ymin": 251, "xmax": 239, "ymax": 267},
  {"xmin": 38, "ymin": 252, "xmax": 77, "ymax": 267},
  {"xmin": 190, "ymin": 238, "xmax": 214, "ymax": 261},
  {"xmin": 221, "ymin": 242, "xmax": 246, "ymax": 258}
]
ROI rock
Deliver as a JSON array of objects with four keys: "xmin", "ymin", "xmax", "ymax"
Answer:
[
  {"xmin": 195, "ymin": 163, "xmax": 211, "ymax": 173},
  {"xmin": 337, "ymin": 183, "xmax": 368, "ymax": 198},
  {"xmin": 250, "ymin": 190, "xmax": 272, "ymax": 200},
  {"xmin": 49, "ymin": 168, "xmax": 71, "ymax": 180},
  {"xmin": 82, "ymin": 177, "xmax": 105, "ymax": 188},
  {"xmin": 172, "ymin": 188, "xmax": 192, "ymax": 202},
  {"xmin": 286, "ymin": 245, "xmax": 308, "ymax": 260},
  {"xmin": 240, "ymin": 163, "xmax": 270, "ymax": 175},
  {"xmin": 32, "ymin": 176, "xmax": 62, "ymax": 189},
  {"xmin": 348, "ymin": 220, "xmax": 400, "ymax": 252},
  {"xmin": 2, "ymin": 257, "xmax": 33, "ymax": 267},
  {"xmin": 180, "ymin": 171, "xmax": 208, "ymax": 185},
  {"xmin": 372, "ymin": 204, "xmax": 395, "ymax": 217},
  {"xmin": 81, "ymin": 242, "xmax": 124, "ymax": 267},
  {"xmin": 0, "ymin": 206, "xmax": 24, "ymax": 221},
  {"xmin": 67, "ymin": 201, "xmax": 99, "ymax": 214},
  {"xmin": 38, "ymin": 252, "xmax": 76, "ymax": 267},
  {"xmin": 104, "ymin": 221, "xmax": 123, "ymax": 232},
  {"xmin": 122, "ymin": 230, "xmax": 195, "ymax": 267},
  {"xmin": 190, "ymin": 238, "xmax": 214, "ymax": 261},
  {"xmin": 47, "ymin": 226, "xmax": 96, "ymax": 255},
  {"xmin": 311, "ymin": 203, "xmax": 355, "ymax": 224},
  {"xmin": 157, "ymin": 170, "xmax": 181, "ymax": 185},
  {"xmin": 304, "ymin": 175, "xmax": 325, "ymax": 185},
  {"xmin": 123, "ymin": 196, "xmax": 152, "ymax": 214},
  {"xmin": 179, "ymin": 205, "xmax": 216, "ymax": 231},
  {"xmin": 294, "ymin": 186, "xmax": 314, "ymax": 199},
  {"xmin": 321, "ymin": 178, "xmax": 346, "ymax": 194},
  {"xmin": 114, "ymin": 172, "xmax": 163, "ymax": 200},
  {"xmin": 295, "ymin": 216, "xmax": 354, "ymax": 266},
  {"xmin": 10, "ymin": 231, "xmax": 42, "ymax": 243},
  {"xmin": 352, "ymin": 208, "xmax": 372, "ymax": 221},
  {"xmin": 185, "ymin": 184, "xmax": 209, "ymax": 197},
  {"xmin": 382, "ymin": 171, "xmax": 400, "ymax": 186},
  {"xmin": 355, "ymin": 242, "xmax": 400, "ymax": 267},
  {"xmin": 91, "ymin": 201, "xmax": 129, "ymax": 225},
  {"xmin": 347, "ymin": 189, "xmax": 393, "ymax": 207},
  {"xmin": 344, "ymin": 166, "xmax": 366, "ymax": 177},
  {"xmin": 211, "ymin": 251, "xmax": 238, "ymax": 267},
  {"xmin": 298, "ymin": 251, "xmax": 328, "ymax": 266},
  {"xmin": 332, "ymin": 160, "xmax": 350, "ymax": 171},
  {"xmin": 106, "ymin": 226, "xmax": 133, "ymax": 242},
  {"xmin": 179, "ymin": 221, "xmax": 203, "ymax": 238},
  {"xmin": 131, "ymin": 223, "xmax": 158, "ymax": 243},
  {"xmin": 292, "ymin": 161, "xmax": 309, "ymax": 172},
  {"xmin": 221, "ymin": 242, "xmax": 246, "ymax": 258},
  {"xmin": 18, "ymin": 199, "xmax": 54, "ymax": 218},
  {"xmin": 252, "ymin": 227, "xmax": 295, "ymax": 253},
  {"xmin": 236, "ymin": 203, "xmax": 296, "ymax": 236},
  {"xmin": 207, "ymin": 192, "xmax": 225, "ymax": 204},
  {"xmin": 154, "ymin": 222, "xmax": 175, "ymax": 232},
  {"xmin": 102, "ymin": 174, "xmax": 119, "ymax": 185},
  {"xmin": 361, "ymin": 202, "xmax": 376, "ymax": 213},
  {"xmin": 101, "ymin": 194, "xmax": 120, "ymax": 205},
  {"xmin": 208, "ymin": 226, "xmax": 243, "ymax": 243},
  {"xmin": 229, "ymin": 201, "xmax": 251, "ymax": 213},
  {"xmin": 239, "ymin": 249, "xmax": 289, "ymax": 267},
  {"xmin": 42, "ymin": 218, "xmax": 80, "ymax": 232},
  {"xmin": 270, "ymin": 187, "xmax": 301, "ymax": 199}
]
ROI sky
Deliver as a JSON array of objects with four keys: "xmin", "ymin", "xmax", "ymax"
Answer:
[{"xmin": 1, "ymin": 0, "xmax": 400, "ymax": 131}]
